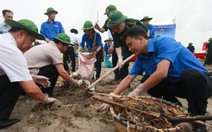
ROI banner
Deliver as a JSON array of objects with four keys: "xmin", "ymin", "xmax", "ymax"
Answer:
[{"xmin": 154, "ymin": 24, "xmax": 176, "ymax": 39}]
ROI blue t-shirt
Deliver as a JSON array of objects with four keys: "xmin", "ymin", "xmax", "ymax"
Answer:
[
  {"xmin": 104, "ymin": 44, "xmax": 112, "ymax": 55},
  {"xmin": 130, "ymin": 37, "xmax": 208, "ymax": 83},
  {"xmin": 80, "ymin": 31, "xmax": 103, "ymax": 52},
  {"xmin": 148, "ymin": 24, "xmax": 155, "ymax": 39},
  {"xmin": 40, "ymin": 20, "xmax": 65, "ymax": 40}
]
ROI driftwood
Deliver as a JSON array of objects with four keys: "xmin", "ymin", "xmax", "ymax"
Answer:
[
  {"xmin": 93, "ymin": 95, "xmax": 161, "ymax": 119},
  {"xmin": 167, "ymin": 115, "xmax": 212, "ymax": 122}
]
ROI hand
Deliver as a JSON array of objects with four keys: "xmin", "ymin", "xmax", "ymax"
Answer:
[
  {"xmin": 42, "ymin": 95, "xmax": 58, "ymax": 104},
  {"xmin": 108, "ymin": 45, "xmax": 114, "ymax": 54},
  {"xmin": 92, "ymin": 51, "xmax": 97, "ymax": 57},
  {"xmin": 69, "ymin": 80, "xmax": 80, "ymax": 88},
  {"xmin": 45, "ymin": 38, "xmax": 50, "ymax": 43},
  {"xmin": 128, "ymin": 84, "xmax": 145, "ymax": 97},
  {"xmin": 94, "ymin": 23, "xmax": 100, "ymax": 30},
  {"xmin": 99, "ymin": 93, "xmax": 116, "ymax": 111},
  {"xmin": 117, "ymin": 56, "xmax": 124, "ymax": 69},
  {"xmin": 32, "ymin": 75, "xmax": 51, "ymax": 88}
]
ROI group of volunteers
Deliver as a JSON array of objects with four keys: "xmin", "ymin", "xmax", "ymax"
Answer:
[{"xmin": 0, "ymin": 4, "xmax": 211, "ymax": 132}]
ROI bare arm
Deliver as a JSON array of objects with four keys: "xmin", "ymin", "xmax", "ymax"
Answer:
[
  {"xmin": 108, "ymin": 45, "xmax": 114, "ymax": 54},
  {"xmin": 19, "ymin": 81, "xmax": 46, "ymax": 101},
  {"xmin": 115, "ymin": 47, "xmax": 122, "ymax": 57},
  {"xmin": 76, "ymin": 46, "xmax": 83, "ymax": 53},
  {"xmin": 113, "ymin": 75, "xmax": 137, "ymax": 95},
  {"xmin": 142, "ymin": 59, "xmax": 170, "ymax": 91},
  {"xmin": 55, "ymin": 63, "xmax": 74, "ymax": 83},
  {"xmin": 94, "ymin": 23, "xmax": 106, "ymax": 33}
]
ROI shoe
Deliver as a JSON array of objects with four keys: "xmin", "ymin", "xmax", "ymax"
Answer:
[{"xmin": 0, "ymin": 119, "xmax": 20, "ymax": 129}]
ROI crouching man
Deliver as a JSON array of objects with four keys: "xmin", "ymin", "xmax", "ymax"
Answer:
[{"xmin": 0, "ymin": 19, "xmax": 57, "ymax": 129}]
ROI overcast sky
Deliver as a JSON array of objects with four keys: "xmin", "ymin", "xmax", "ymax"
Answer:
[{"xmin": 1, "ymin": 0, "xmax": 212, "ymax": 52}]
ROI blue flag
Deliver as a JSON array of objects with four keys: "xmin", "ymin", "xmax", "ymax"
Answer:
[{"xmin": 154, "ymin": 24, "xmax": 176, "ymax": 39}]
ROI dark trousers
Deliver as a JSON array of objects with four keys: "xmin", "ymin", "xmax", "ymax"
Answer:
[
  {"xmin": 119, "ymin": 47, "xmax": 131, "ymax": 80},
  {"xmin": 141, "ymin": 68, "xmax": 212, "ymax": 116},
  {"xmin": 95, "ymin": 49, "xmax": 103, "ymax": 78},
  {"xmin": 63, "ymin": 46, "xmax": 76, "ymax": 72},
  {"xmin": 0, "ymin": 75, "xmax": 22, "ymax": 120},
  {"xmin": 37, "ymin": 65, "xmax": 59, "ymax": 95},
  {"xmin": 112, "ymin": 50, "xmax": 120, "ymax": 79}
]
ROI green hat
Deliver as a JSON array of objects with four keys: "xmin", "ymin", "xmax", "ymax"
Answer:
[
  {"xmin": 54, "ymin": 33, "xmax": 72, "ymax": 45},
  {"xmin": 104, "ymin": 4, "xmax": 117, "ymax": 15},
  {"xmin": 107, "ymin": 11, "xmax": 127, "ymax": 28},
  {"xmin": 82, "ymin": 20, "xmax": 94, "ymax": 30},
  {"xmin": 104, "ymin": 37, "xmax": 113, "ymax": 42},
  {"xmin": 70, "ymin": 28, "xmax": 78, "ymax": 34},
  {"xmin": 5, "ymin": 19, "xmax": 44, "ymax": 40},
  {"xmin": 140, "ymin": 16, "xmax": 152, "ymax": 21},
  {"xmin": 44, "ymin": 7, "xmax": 58, "ymax": 15},
  {"xmin": 208, "ymin": 38, "xmax": 212, "ymax": 42}
]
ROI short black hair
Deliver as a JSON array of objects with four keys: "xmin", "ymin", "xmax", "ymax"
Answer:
[
  {"xmin": 2, "ymin": 9, "xmax": 13, "ymax": 15},
  {"xmin": 122, "ymin": 25, "xmax": 148, "ymax": 41},
  {"xmin": 70, "ymin": 28, "xmax": 78, "ymax": 34}
]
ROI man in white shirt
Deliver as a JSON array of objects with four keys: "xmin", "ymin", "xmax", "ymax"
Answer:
[
  {"xmin": 0, "ymin": 9, "xmax": 13, "ymax": 34},
  {"xmin": 0, "ymin": 19, "xmax": 57, "ymax": 129}
]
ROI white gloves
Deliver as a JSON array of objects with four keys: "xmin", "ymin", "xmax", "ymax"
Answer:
[
  {"xmin": 117, "ymin": 56, "xmax": 124, "ymax": 68},
  {"xmin": 42, "ymin": 95, "xmax": 58, "ymax": 104},
  {"xmin": 69, "ymin": 80, "xmax": 80, "ymax": 88},
  {"xmin": 32, "ymin": 75, "xmax": 51, "ymax": 88},
  {"xmin": 99, "ymin": 93, "xmax": 117, "ymax": 111},
  {"xmin": 128, "ymin": 84, "xmax": 145, "ymax": 97}
]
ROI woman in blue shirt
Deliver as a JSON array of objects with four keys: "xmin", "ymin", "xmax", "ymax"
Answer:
[{"xmin": 77, "ymin": 20, "xmax": 103, "ymax": 79}]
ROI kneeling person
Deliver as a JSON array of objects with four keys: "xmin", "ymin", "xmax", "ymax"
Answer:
[{"xmin": 24, "ymin": 33, "xmax": 78, "ymax": 97}]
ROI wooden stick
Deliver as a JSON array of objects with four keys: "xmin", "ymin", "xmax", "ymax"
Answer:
[
  {"xmin": 194, "ymin": 120, "xmax": 212, "ymax": 128},
  {"xmin": 88, "ymin": 92, "xmax": 122, "ymax": 98},
  {"xmin": 93, "ymin": 95, "xmax": 161, "ymax": 119},
  {"xmin": 167, "ymin": 115, "xmax": 212, "ymax": 122},
  {"xmin": 88, "ymin": 54, "xmax": 135, "ymax": 89}
]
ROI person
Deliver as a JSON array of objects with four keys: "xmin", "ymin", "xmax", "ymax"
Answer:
[
  {"xmin": 40, "ymin": 7, "xmax": 65, "ymax": 43},
  {"xmin": 187, "ymin": 42, "xmax": 195, "ymax": 53},
  {"xmin": 24, "ymin": 33, "xmax": 79, "ymax": 97},
  {"xmin": 95, "ymin": 4, "xmax": 120, "ymax": 80},
  {"xmin": 0, "ymin": 9, "xmax": 13, "ymax": 34},
  {"xmin": 204, "ymin": 38, "xmax": 212, "ymax": 70},
  {"xmin": 95, "ymin": 4, "xmax": 117, "ymax": 33},
  {"xmin": 63, "ymin": 44, "xmax": 76, "ymax": 72},
  {"xmin": 63, "ymin": 28, "xmax": 80, "ymax": 72},
  {"xmin": 104, "ymin": 38, "xmax": 113, "ymax": 55},
  {"xmin": 103, "ymin": 38, "xmax": 113, "ymax": 68},
  {"xmin": 108, "ymin": 26, "xmax": 212, "ymax": 132},
  {"xmin": 140, "ymin": 16, "xmax": 155, "ymax": 39},
  {"xmin": 106, "ymin": 10, "xmax": 149, "ymax": 80},
  {"xmin": 76, "ymin": 20, "xmax": 103, "ymax": 79},
  {"xmin": 70, "ymin": 28, "xmax": 80, "ymax": 49},
  {"xmin": 0, "ymin": 19, "xmax": 58, "ymax": 128}
]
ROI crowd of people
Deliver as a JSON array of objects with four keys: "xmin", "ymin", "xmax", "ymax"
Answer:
[{"xmin": 0, "ymin": 5, "xmax": 212, "ymax": 132}]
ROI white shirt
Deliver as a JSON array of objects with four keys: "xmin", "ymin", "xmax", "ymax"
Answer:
[
  {"xmin": 0, "ymin": 33, "xmax": 32, "ymax": 82},
  {"xmin": 69, "ymin": 33, "xmax": 80, "ymax": 45},
  {"xmin": 0, "ymin": 21, "xmax": 11, "ymax": 34}
]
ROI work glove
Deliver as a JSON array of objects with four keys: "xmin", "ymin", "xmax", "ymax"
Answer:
[
  {"xmin": 42, "ymin": 95, "xmax": 58, "ymax": 104},
  {"xmin": 117, "ymin": 56, "xmax": 124, "ymax": 69},
  {"xmin": 69, "ymin": 79, "xmax": 80, "ymax": 88},
  {"xmin": 128, "ymin": 84, "xmax": 145, "ymax": 97},
  {"xmin": 32, "ymin": 75, "xmax": 51, "ymax": 88},
  {"xmin": 99, "ymin": 93, "xmax": 117, "ymax": 111}
]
